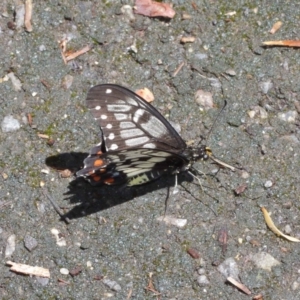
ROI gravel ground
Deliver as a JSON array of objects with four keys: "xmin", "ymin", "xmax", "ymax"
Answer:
[{"xmin": 1, "ymin": 1, "xmax": 300, "ymax": 299}]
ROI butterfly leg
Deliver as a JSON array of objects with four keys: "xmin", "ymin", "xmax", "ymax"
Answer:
[
  {"xmin": 187, "ymin": 170, "xmax": 204, "ymax": 191},
  {"xmin": 172, "ymin": 174, "xmax": 179, "ymax": 195}
]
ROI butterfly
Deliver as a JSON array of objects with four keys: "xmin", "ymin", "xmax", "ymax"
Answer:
[{"xmin": 76, "ymin": 84, "xmax": 234, "ymax": 187}]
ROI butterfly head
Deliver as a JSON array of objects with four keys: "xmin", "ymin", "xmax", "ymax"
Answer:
[{"xmin": 191, "ymin": 145, "xmax": 212, "ymax": 162}]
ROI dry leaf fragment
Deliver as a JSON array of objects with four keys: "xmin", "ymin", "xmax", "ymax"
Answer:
[
  {"xmin": 65, "ymin": 45, "xmax": 91, "ymax": 62},
  {"xmin": 172, "ymin": 62, "xmax": 184, "ymax": 77},
  {"xmin": 182, "ymin": 13, "xmax": 192, "ymax": 20},
  {"xmin": 40, "ymin": 79, "xmax": 51, "ymax": 90},
  {"xmin": 69, "ymin": 266, "xmax": 82, "ymax": 277},
  {"xmin": 134, "ymin": 0, "xmax": 176, "ymax": 18},
  {"xmin": 218, "ymin": 226, "xmax": 228, "ymax": 254},
  {"xmin": 225, "ymin": 11, "xmax": 236, "ymax": 16},
  {"xmin": 6, "ymin": 261, "xmax": 50, "ymax": 278},
  {"xmin": 145, "ymin": 272, "xmax": 161, "ymax": 296},
  {"xmin": 234, "ymin": 184, "xmax": 248, "ymax": 195},
  {"xmin": 187, "ymin": 247, "xmax": 200, "ymax": 259},
  {"xmin": 37, "ymin": 133, "xmax": 50, "ymax": 139},
  {"xmin": 180, "ymin": 36, "xmax": 196, "ymax": 43},
  {"xmin": 261, "ymin": 207, "xmax": 300, "ymax": 242},
  {"xmin": 263, "ymin": 40, "xmax": 300, "ymax": 47},
  {"xmin": 24, "ymin": 0, "xmax": 33, "ymax": 32},
  {"xmin": 58, "ymin": 278, "xmax": 70, "ymax": 286},
  {"xmin": 27, "ymin": 113, "xmax": 33, "ymax": 126},
  {"xmin": 135, "ymin": 87, "xmax": 154, "ymax": 103},
  {"xmin": 227, "ymin": 276, "xmax": 251, "ymax": 295},
  {"xmin": 269, "ymin": 21, "xmax": 282, "ymax": 34},
  {"xmin": 253, "ymin": 293, "xmax": 264, "ymax": 300}
]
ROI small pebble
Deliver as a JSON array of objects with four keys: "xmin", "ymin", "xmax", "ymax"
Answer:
[
  {"xmin": 284, "ymin": 224, "xmax": 292, "ymax": 235},
  {"xmin": 225, "ymin": 69, "xmax": 236, "ymax": 76},
  {"xmin": 194, "ymin": 90, "xmax": 213, "ymax": 109},
  {"xmin": 259, "ymin": 80, "xmax": 273, "ymax": 94},
  {"xmin": 197, "ymin": 275, "xmax": 210, "ymax": 285},
  {"xmin": 121, "ymin": 5, "xmax": 135, "ymax": 22},
  {"xmin": 264, "ymin": 180, "xmax": 273, "ymax": 188},
  {"xmin": 197, "ymin": 268, "xmax": 205, "ymax": 275},
  {"xmin": 24, "ymin": 235, "xmax": 38, "ymax": 251},
  {"xmin": 292, "ymin": 281, "xmax": 299, "ymax": 291},
  {"xmin": 157, "ymin": 216, "xmax": 187, "ymax": 228},
  {"xmin": 60, "ymin": 268, "xmax": 69, "ymax": 275},
  {"xmin": 250, "ymin": 252, "xmax": 280, "ymax": 271},
  {"xmin": 1, "ymin": 115, "xmax": 21, "ymax": 132},
  {"xmin": 217, "ymin": 258, "xmax": 239, "ymax": 280},
  {"xmin": 102, "ymin": 278, "xmax": 122, "ymax": 292},
  {"xmin": 278, "ymin": 111, "xmax": 297, "ymax": 123},
  {"xmin": 7, "ymin": 72, "xmax": 22, "ymax": 91},
  {"xmin": 5, "ymin": 234, "xmax": 16, "ymax": 257},
  {"xmin": 35, "ymin": 277, "xmax": 50, "ymax": 286},
  {"xmin": 39, "ymin": 45, "xmax": 46, "ymax": 51}
]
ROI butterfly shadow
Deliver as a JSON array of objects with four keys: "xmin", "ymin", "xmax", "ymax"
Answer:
[{"xmin": 45, "ymin": 152, "xmax": 193, "ymax": 221}]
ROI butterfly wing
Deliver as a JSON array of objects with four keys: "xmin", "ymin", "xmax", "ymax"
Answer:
[
  {"xmin": 85, "ymin": 84, "xmax": 187, "ymax": 153},
  {"xmin": 76, "ymin": 148, "xmax": 188, "ymax": 186},
  {"xmin": 77, "ymin": 84, "xmax": 190, "ymax": 186}
]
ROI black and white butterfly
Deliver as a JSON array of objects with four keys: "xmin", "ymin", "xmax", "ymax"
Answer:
[{"xmin": 76, "ymin": 84, "xmax": 234, "ymax": 187}]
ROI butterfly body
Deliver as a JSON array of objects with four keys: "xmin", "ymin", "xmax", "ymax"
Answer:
[{"xmin": 77, "ymin": 84, "xmax": 212, "ymax": 186}]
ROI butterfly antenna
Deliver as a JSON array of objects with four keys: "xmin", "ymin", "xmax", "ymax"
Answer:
[
  {"xmin": 205, "ymin": 100, "xmax": 227, "ymax": 143},
  {"xmin": 205, "ymin": 100, "xmax": 236, "ymax": 171}
]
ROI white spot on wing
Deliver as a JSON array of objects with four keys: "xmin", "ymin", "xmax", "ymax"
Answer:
[
  {"xmin": 114, "ymin": 113, "xmax": 128, "ymax": 121},
  {"xmin": 101, "ymin": 115, "xmax": 107, "ymax": 119},
  {"xmin": 124, "ymin": 168, "xmax": 151, "ymax": 177},
  {"xmin": 134, "ymin": 163, "xmax": 156, "ymax": 168},
  {"xmin": 133, "ymin": 109, "xmax": 145, "ymax": 123},
  {"xmin": 110, "ymin": 144, "xmax": 118, "ymax": 150},
  {"xmin": 106, "ymin": 89, "xmax": 112, "ymax": 94},
  {"xmin": 120, "ymin": 128, "xmax": 144, "ymax": 139},
  {"xmin": 108, "ymin": 133, "xmax": 115, "ymax": 140},
  {"xmin": 125, "ymin": 136, "xmax": 149, "ymax": 147},
  {"xmin": 120, "ymin": 121, "xmax": 135, "ymax": 129},
  {"xmin": 148, "ymin": 156, "xmax": 168, "ymax": 163},
  {"xmin": 106, "ymin": 124, "xmax": 112, "ymax": 129},
  {"xmin": 126, "ymin": 96, "xmax": 138, "ymax": 106},
  {"xmin": 107, "ymin": 104, "xmax": 131, "ymax": 112},
  {"xmin": 115, "ymin": 100, "xmax": 126, "ymax": 104},
  {"xmin": 143, "ymin": 143, "xmax": 156, "ymax": 149},
  {"xmin": 141, "ymin": 116, "xmax": 167, "ymax": 138},
  {"xmin": 156, "ymin": 151, "xmax": 171, "ymax": 157},
  {"xmin": 95, "ymin": 106, "xmax": 101, "ymax": 110}
]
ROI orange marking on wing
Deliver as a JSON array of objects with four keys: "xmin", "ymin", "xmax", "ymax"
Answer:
[
  {"xmin": 94, "ymin": 159, "xmax": 104, "ymax": 167},
  {"xmin": 96, "ymin": 150, "xmax": 102, "ymax": 155},
  {"xmin": 104, "ymin": 178, "xmax": 114, "ymax": 184},
  {"xmin": 91, "ymin": 175, "xmax": 101, "ymax": 182}
]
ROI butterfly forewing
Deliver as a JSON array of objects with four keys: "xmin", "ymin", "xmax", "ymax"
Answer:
[{"xmin": 86, "ymin": 84, "xmax": 187, "ymax": 153}]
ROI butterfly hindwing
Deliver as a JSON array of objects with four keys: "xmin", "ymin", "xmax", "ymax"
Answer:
[{"xmin": 77, "ymin": 147, "xmax": 188, "ymax": 186}]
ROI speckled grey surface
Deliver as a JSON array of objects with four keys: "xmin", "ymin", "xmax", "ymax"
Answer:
[{"xmin": 1, "ymin": 1, "xmax": 300, "ymax": 299}]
